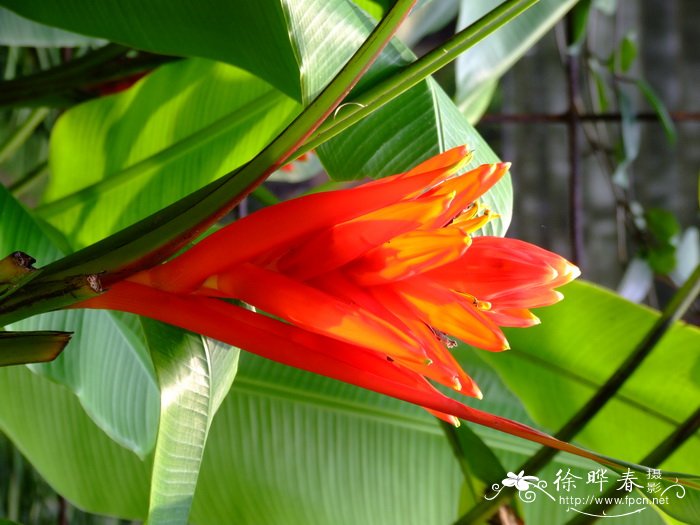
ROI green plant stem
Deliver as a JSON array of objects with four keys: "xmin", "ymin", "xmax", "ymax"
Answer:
[
  {"xmin": 0, "ymin": 0, "xmax": 418, "ymax": 325},
  {"xmin": 455, "ymin": 264, "xmax": 700, "ymax": 524},
  {"xmin": 301, "ymin": 0, "xmax": 539, "ymax": 154},
  {"xmin": 0, "ymin": 107, "xmax": 49, "ymax": 164},
  {"xmin": 34, "ymin": 0, "xmax": 534, "ymax": 216},
  {"xmin": 566, "ymin": 405, "xmax": 700, "ymax": 524}
]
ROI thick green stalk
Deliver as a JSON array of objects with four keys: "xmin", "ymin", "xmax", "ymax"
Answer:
[
  {"xmin": 302, "ymin": 0, "xmax": 539, "ymax": 153},
  {"xmin": 0, "ymin": 0, "xmax": 418, "ymax": 325},
  {"xmin": 455, "ymin": 265, "xmax": 700, "ymax": 524}
]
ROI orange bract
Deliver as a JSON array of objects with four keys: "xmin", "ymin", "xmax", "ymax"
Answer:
[{"xmin": 78, "ymin": 146, "xmax": 579, "ymax": 427}]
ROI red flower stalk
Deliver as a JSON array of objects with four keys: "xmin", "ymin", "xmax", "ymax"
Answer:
[{"xmin": 78, "ymin": 147, "xmax": 596, "ymax": 461}]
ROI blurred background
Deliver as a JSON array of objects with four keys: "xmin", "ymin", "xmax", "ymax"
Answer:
[{"xmin": 479, "ymin": 0, "xmax": 698, "ymax": 302}]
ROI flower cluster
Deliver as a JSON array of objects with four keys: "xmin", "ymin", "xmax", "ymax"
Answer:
[{"xmin": 78, "ymin": 146, "xmax": 579, "ymax": 428}]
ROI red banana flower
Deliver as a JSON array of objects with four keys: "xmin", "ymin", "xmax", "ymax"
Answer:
[{"xmin": 78, "ymin": 146, "xmax": 599, "ymax": 461}]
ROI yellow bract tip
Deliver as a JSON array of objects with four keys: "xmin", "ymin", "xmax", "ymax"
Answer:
[{"xmin": 203, "ymin": 274, "xmax": 219, "ymax": 290}]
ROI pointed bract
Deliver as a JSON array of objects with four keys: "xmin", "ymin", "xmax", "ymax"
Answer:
[{"xmin": 76, "ymin": 147, "xmax": 588, "ymax": 462}]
